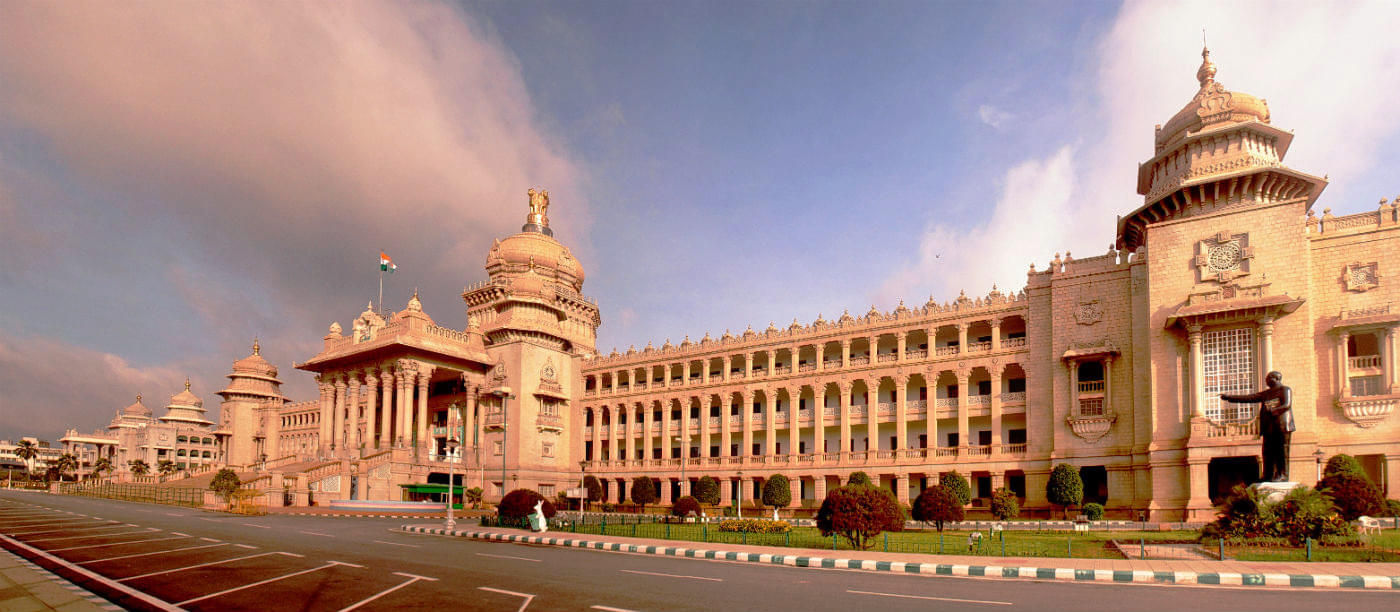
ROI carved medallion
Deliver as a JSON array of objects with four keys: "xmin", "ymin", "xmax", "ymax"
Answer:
[
  {"xmin": 1343, "ymin": 262, "xmax": 1379, "ymax": 292},
  {"xmin": 1074, "ymin": 300, "xmax": 1103, "ymax": 326},
  {"xmin": 1195, "ymin": 231, "xmax": 1253, "ymax": 283}
]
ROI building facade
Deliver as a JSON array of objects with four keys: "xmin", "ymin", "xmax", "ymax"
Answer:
[{"xmin": 60, "ymin": 381, "xmax": 220, "ymax": 474}]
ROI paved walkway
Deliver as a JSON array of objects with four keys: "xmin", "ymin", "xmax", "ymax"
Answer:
[
  {"xmin": 404, "ymin": 524, "xmax": 1400, "ymax": 590},
  {"xmin": 0, "ymin": 547, "xmax": 117, "ymax": 612}
]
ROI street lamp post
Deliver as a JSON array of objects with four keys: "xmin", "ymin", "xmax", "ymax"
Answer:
[
  {"xmin": 671, "ymin": 436, "xmax": 687, "ymax": 500},
  {"xmin": 736, "ymin": 469, "xmax": 744, "ymax": 519},
  {"xmin": 578, "ymin": 460, "xmax": 587, "ymax": 515},
  {"xmin": 489, "ymin": 386, "xmax": 514, "ymax": 501},
  {"xmin": 1314, "ymin": 447, "xmax": 1326, "ymax": 482},
  {"xmin": 445, "ymin": 436, "xmax": 460, "ymax": 530}
]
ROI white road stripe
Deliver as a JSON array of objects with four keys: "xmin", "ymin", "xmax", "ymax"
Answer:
[
  {"xmin": 478, "ymin": 586, "xmax": 535, "ymax": 612},
  {"xmin": 25, "ymin": 528, "xmax": 149, "ymax": 543},
  {"xmin": 80, "ymin": 542, "xmax": 228, "ymax": 564},
  {"xmin": 846, "ymin": 589, "xmax": 1013, "ymax": 606},
  {"xmin": 200, "ymin": 537, "xmax": 221, "ymax": 542},
  {"xmin": 241, "ymin": 523, "xmax": 270, "ymax": 529},
  {"xmin": 49, "ymin": 535, "xmax": 189, "ymax": 553},
  {"xmin": 8, "ymin": 522, "xmax": 122, "ymax": 536},
  {"xmin": 476, "ymin": 552, "xmax": 541, "ymax": 562},
  {"xmin": 619, "ymin": 569, "xmax": 722, "ymax": 582},
  {"xmin": 373, "ymin": 540, "xmax": 418, "ymax": 548},
  {"xmin": 591, "ymin": 606, "xmax": 639, "ymax": 612},
  {"xmin": 234, "ymin": 544, "xmax": 257, "ymax": 549},
  {"xmin": 299, "ymin": 530, "xmax": 333, "ymax": 537},
  {"xmin": 118, "ymin": 551, "xmax": 298, "ymax": 581},
  {"xmin": 337, "ymin": 572, "xmax": 439, "ymax": 612},
  {"xmin": 177, "ymin": 562, "xmax": 344, "ymax": 605},
  {"xmin": 0, "ymin": 534, "xmax": 182, "ymax": 612},
  {"xmin": 171, "ymin": 532, "xmax": 189, "ymax": 537}
]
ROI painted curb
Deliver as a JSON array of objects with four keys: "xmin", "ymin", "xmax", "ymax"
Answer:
[
  {"xmin": 399, "ymin": 525, "xmax": 1400, "ymax": 590},
  {"xmin": 0, "ymin": 543, "xmax": 124, "ymax": 611}
]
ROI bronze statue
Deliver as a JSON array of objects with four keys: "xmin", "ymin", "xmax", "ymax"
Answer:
[{"xmin": 1220, "ymin": 371, "xmax": 1295, "ymax": 482}]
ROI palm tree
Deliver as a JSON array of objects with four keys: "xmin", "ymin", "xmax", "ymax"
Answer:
[
  {"xmin": 54, "ymin": 454, "xmax": 79, "ymax": 482},
  {"xmin": 92, "ymin": 457, "xmax": 114, "ymax": 478},
  {"xmin": 128, "ymin": 459, "xmax": 150, "ymax": 476},
  {"xmin": 14, "ymin": 440, "xmax": 39, "ymax": 475},
  {"xmin": 157, "ymin": 460, "xmax": 177, "ymax": 477}
]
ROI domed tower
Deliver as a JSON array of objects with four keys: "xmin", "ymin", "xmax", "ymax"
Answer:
[
  {"xmin": 217, "ymin": 339, "xmax": 285, "ymax": 467},
  {"xmin": 463, "ymin": 188, "xmax": 600, "ymax": 493},
  {"xmin": 160, "ymin": 379, "xmax": 215, "ymax": 427}
]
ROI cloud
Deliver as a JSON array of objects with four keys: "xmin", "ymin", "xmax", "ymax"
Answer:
[
  {"xmin": 881, "ymin": 0, "xmax": 1400, "ymax": 302},
  {"xmin": 0, "ymin": 1, "xmax": 590, "ymax": 433},
  {"xmin": 977, "ymin": 104, "xmax": 1013, "ymax": 130},
  {"xmin": 0, "ymin": 331, "xmax": 188, "ymax": 441}
]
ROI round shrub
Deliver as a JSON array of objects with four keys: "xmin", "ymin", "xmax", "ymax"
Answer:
[
  {"xmin": 912, "ymin": 485, "xmax": 963, "ymax": 531},
  {"xmin": 1082, "ymin": 502, "xmax": 1104, "ymax": 521},
  {"xmin": 693, "ymin": 476, "xmax": 721, "ymax": 505},
  {"xmin": 498, "ymin": 489, "xmax": 556, "ymax": 525},
  {"xmin": 1319, "ymin": 473, "xmax": 1383, "ymax": 521},
  {"xmin": 762, "ymin": 474, "xmax": 791, "ymax": 509},
  {"xmin": 989, "ymin": 487, "xmax": 1020, "ymax": 520},
  {"xmin": 847, "ymin": 471, "xmax": 872, "ymax": 487},
  {"xmin": 816, "ymin": 484, "xmax": 904, "ymax": 549},
  {"xmin": 630, "ymin": 476, "xmax": 658, "ymax": 509},
  {"xmin": 671, "ymin": 495, "xmax": 702, "ymax": 518},
  {"xmin": 1046, "ymin": 463, "xmax": 1083, "ymax": 518},
  {"xmin": 1323, "ymin": 454, "xmax": 1367, "ymax": 479},
  {"xmin": 582, "ymin": 475, "xmax": 604, "ymax": 502},
  {"xmin": 940, "ymin": 472, "xmax": 971, "ymax": 506},
  {"xmin": 601, "ymin": 502, "xmax": 616, "ymax": 513},
  {"xmin": 1201, "ymin": 484, "xmax": 1353, "ymax": 545}
]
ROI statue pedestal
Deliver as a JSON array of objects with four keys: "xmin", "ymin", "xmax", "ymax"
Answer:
[{"xmin": 1249, "ymin": 481, "xmax": 1300, "ymax": 504}]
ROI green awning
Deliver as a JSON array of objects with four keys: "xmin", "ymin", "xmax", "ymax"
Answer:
[{"xmin": 399, "ymin": 483, "xmax": 467, "ymax": 493}]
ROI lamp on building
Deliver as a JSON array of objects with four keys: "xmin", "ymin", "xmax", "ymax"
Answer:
[
  {"xmin": 1314, "ymin": 447, "xmax": 1326, "ymax": 481},
  {"xmin": 670, "ymin": 436, "xmax": 687, "ymax": 499},
  {"xmin": 444, "ymin": 436, "xmax": 461, "ymax": 530},
  {"xmin": 578, "ymin": 460, "xmax": 588, "ymax": 514}
]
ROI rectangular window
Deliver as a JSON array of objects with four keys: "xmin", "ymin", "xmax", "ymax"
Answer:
[
  {"xmin": 493, "ymin": 440, "xmax": 503, "ymax": 455},
  {"xmin": 799, "ymin": 441, "xmax": 807, "ymax": 454},
  {"xmin": 730, "ymin": 444, "xmax": 739, "ymax": 456},
  {"xmin": 775, "ymin": 442, "xmax": 783, "ymax": 454},
  {"xmin": 1202, "ymin": 327, "xmax": 1256, "ymax": 421},
  {"xmin": 539, "ymin": 484, "xmax": 556, "ymax": 497},
  {"xmin": 1351, "ymin": 375, "xmax": 1384, "ymax": 397},
  {"xmin": 542, "ymin": 443, "xmax": 553, "ymax": 457},
  {"xmin": 889, "ymin": 435, "xmax": 897, "ymax": 450},
  {"xmin": 946, "ymin": 433, "xmax": 959, "ymax": 447},
  {"xmin": 918, "ymin": 434, "xmax": 928, "ymax": 448},
  {"xmin": 751, "ymin": 443, "xmax": 761, "ymax": 456},
  {"xmin": 1008, "ymin": 429, "xmax": 1027, "ymax": 444},
  {"xmin": 977, "ymin": 430, "xmax": 991, "ymax": 445},
  {"xmin": 1007, "ymin": 474, "xmax": 1026, "ymax": 497},
  {"xmin": 1008, "ymin": 378, "xmax": 1026, "ymax": 392}
]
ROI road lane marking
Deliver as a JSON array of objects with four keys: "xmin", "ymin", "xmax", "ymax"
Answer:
[
  {"xmin": 478, "ymin": 587, "xmax": 534, "ymax": 612},
  {"xmin": 49, "ymin": 535, "xmax": 190, "ymax": 552},
  {"xmin": 476, "ymin": 552, "xmax": 540, "ymax": 562},
  {"xmin": 299, "ymin": 530, "xmax": 333, "ymax": 537},
  {"xmin": 846, "ymin": 589, "xmax": 1013, "ymax": 606},
  {"xmin": 1, "ymin": 533, "xmax": 184, "ymax": 612},
  {"xmin": 234, "ymin": 544, "xmax": 257, "ymax": 549},
  {"xmin": 171, "ymin": 532, "xmax": 189, "ymax": 537},
  {"xmin": 337, "ymin": 572, "xmax": 439, "ymax": 612},
  {"xmin": 25, "ymin": 528, "xmax": 149, "ymax": 543},
  {"xmin": 4, "ymin": 519, "xmax": 91, "ymax": 528},
  {"xmin": 619, "ymin": 569, "xmax": 722, "ymax": 582},
  {"xmin": 373, "ymin": 540, "xmax": 418, "ymax": 548},
  {"xmin": 200, "ymin": 537, "xmax": 221, "ymax": 542},
  {"xmin": 591, "ymin": 606, "xmax": 638, "ymax": 612},
  {"xmin": 8, "ymin": 521, "xmax": 123, "ymax": 536},
  {"xmin": 241, "ymin": 523, "xmax": 270, "ymax": 529},
  {"xmin": 177, "ymin": 562, "xmax": 343, "ymax": 605},
  {"xmin": 118, "ymin": 551, "xmax": 300, "ymax": 581},
  {"xmin": 80, "ymin": 542, "xmax": 228, "ymax": 564}
]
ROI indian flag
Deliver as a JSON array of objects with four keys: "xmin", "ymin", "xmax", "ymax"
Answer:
[{"xmin": 380, "ymin": 252, "xmax": 397, "ymax": 273}]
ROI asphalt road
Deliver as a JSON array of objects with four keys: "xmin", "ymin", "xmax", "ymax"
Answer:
[{"xmin": 2, "ymin": 490, "xmax": 1396, "ymax": 612}]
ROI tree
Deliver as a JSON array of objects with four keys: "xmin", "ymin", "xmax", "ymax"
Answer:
[
  {"xmin": 498, "ymin": 489, "xmax": 557, "ymax": 525},
  {"xmin": 54, "ymin": 454, "xmax": 78, "ymax": 482},
  {"xmin": 815, "ymin": 484, "xmax": 904, "ymax": 549},
  {"xmin": 14, "ymin": 440, "xmax": 39, "ymax": 474},
  {"xmin": 762, "ymin": 474, "xmax": 791, "ymax": 510},
  {"xmin": 671, "ymin": 495, "xmax": 701, "ymax": 518},
  {"xmin": 1046, "ymin": 463, "xmax": 1083, "ymax": 519},
  {"xmin": 582, "ymin": 475, "xmax": 603, "ymax": 508},
  {"xmin": 128, "ymin": 459, "xmax": 150, "ymax": 476},
  {"xmin": 210, "ymin": 469, "xmax": 242, "ymax": 509},
  {"xmin": 1323, "ymin": 454, "xmax": 1367, "ymax": 479},
  {"xmin": 464, "ymin": 487, "xmax": 484, "ymax": 509},
  {"xmin": 847, "ymin": 471, "xmax": 872, "ymax": 487},
  {"xmin": 940, "ymin": 471, "xmax": 971, "ymax": 506},
  {"xmin": 989, "ymin": 488, "xmax": 1020, "ymax": 520},
  {"xmin": 693, "ymin": 476, "xmax": 721, "ymax": 506},
  {"xmin": 1319, "ymin": 473, "xmax": 1384, "ymax": 521},
  {"xmin": 91, "ymin": 457, "xmax": 114, "ymax": 478},
  {"xmin": 1082, "ymin": 502, "xmax": 1105, "ymax": 521},
  {"xmin": 630, "ymin": 476, "xmax": 657, "ymax": 511},
  {"xmin": 157, "ymin": 460, "xmax": 178, "ymax": 477},
  {"xmin": 912, "ymin": 485, "xmax": 964, "ymax": 531}
]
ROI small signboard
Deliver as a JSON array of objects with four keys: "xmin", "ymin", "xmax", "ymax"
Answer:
[{"xmin": 564, "ymin": 487, "xmax": 588, "ymax": 499}]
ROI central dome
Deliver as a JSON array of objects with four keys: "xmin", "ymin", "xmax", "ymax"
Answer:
[
  {"xmin": 1155, "ymin": 47, "xmax": 1270, "ymax": 152},
  {"xmin": 485, "ymin": 188, "xmax": 586, "ymax": 290}
]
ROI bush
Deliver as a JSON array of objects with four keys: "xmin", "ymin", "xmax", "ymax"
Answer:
[
  {"xmin": 1046, "ymin": 463, "xmax": 1083, "ymax": 518},
  {"xmin": 911, "ymin": 485, "xmax": 963, "ymax": 531},
  {"xmin": 671, "ymin": 495, "xmax": 702, "ymax": 518},
  {"xmin": 1382, "ymin": 499, "xmax": 1400, "ymax": 518},
  {"xmin": 940, "ymin": 472, "xmax": 971, "ymax": 506},
  {"xmin": 630, "ymin": 476, "xmax": 658, "ymax": 509},
  {"xmin": 717, "ymin": 519, "xmax": 791, "ymax": 533},
  {"xmin": 989, "ymin": 488, "xmax": 1020, "ymax": 520},
  {"xmin": 762, "ymin": 474, "xmax": 791, "ymax": 509},
  {"xmin": 497, "ymin": 489, "xmax": 557, "ymax": 525},
  {"xmin": 1082, "ymin": 502, "xmax": 1104, "ymax": 521},
  {"xmin": 209, "ymin": 469, "xmax": 241, "ymax": 509},
  {"xmin": 847, "ymin": 471, "xmax": 872, "ymax": 487},
  {"xmin": 582, "ymin": 475, "xmax": 604, "ymax": 503},
  {"xmin": 1319, "ymin": 473, "xmax": 1384, "ymax": 521},
  {"xmin": 1201, "ymin": 484, "xmax": 1353, "ymax": 545},
  {"xmin": 601, "ymin": 503, "xmax": 616, "ymax": 513},
  {"xmin": 693, "ymin": 476, "xmax": 721, "ymax": 506},
  {"xmin": 1323, "ymin": 454, "xmax": 1367, "ymax": 479},
  {"xmin": 815, "ymin": 484, "xmax": 904, "ymax": 549}
]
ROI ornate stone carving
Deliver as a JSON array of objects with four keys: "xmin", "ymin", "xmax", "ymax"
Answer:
[
  {"xmin": 1074, "ymin": 300, "xmax": 1103, "ymax": 325},
  {"xmin": 487, "ymin": 359, "xmax": 508, "ymax": 391},
  {"xmin": 1195, "ymin": 231, "xmax": 1253, "ymax": 283},
  {"xmin": 1066, "ymin": 412, "xmax": 1116, "ymax": 442},
  {"xmin": 1337, "ymin": 396, "xmax": 1395, "ymax": 428},
  {"xmin": 1343, "ymin": 262, "xmax": 1379, "ymax": 292}
]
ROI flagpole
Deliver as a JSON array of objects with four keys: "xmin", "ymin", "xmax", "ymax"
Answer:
[{"xmin": 378, "ymin": 249, "xmax": 384, "ymax": 315}]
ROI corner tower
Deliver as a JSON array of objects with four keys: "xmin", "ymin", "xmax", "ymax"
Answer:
[{"xmin": 217, "ymin": 339, "xmax": 285, "ymax": 467}]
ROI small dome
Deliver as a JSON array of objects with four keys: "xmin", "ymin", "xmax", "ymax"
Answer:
[
  {"xmin": 231, "ymin": 339, "xmax": 278, "ymax": 378},
  {"xmin": 123, "ymin": 394, "xmax": 152, "ymax": 418},
  {"xmin": 168, "ymin": 378, "xmax": 202, "ymax": 408},
  {"xmin": 1156, "ymin": 47, "xmax": 1270, "ymax": 150}
]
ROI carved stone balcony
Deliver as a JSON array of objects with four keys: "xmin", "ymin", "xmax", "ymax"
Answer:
[
  {"xmin": 484, "ymin": 412, "xmax": 505, "ymax": 431},
  {"xmin": 1337, "ymin": 393, "xmax": 1398, "ymax": 428},
  {"xmin": 536, "ymin": 414, "xmax": 563, "ymax": 432},
  {"xmin": 905, "ymin": 348, "xmax": 927, "ymax": 359},
  {"xmin": 1067, "ymin": 412, "xmax": 1116, "ymax": 441},
  {"xmin": 935, "ymin": 346, "xmax": 959, "ymax": 356}
]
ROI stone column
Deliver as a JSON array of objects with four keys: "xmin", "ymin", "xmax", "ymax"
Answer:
[
  {"xmin": 956, "ymin": 369, "xmax": 969, "ymax": 451},
  {"xmin": 627, "ymin": 404, "xmax": 639, "ymax": 464},
  {"xmin": 814, "ymin": 476, "xmax": 827, "ymax": 501},
  {"xmin": 841, "ymin": 339, "xmax": 850, "ymax": 368},
  {"xmin": 1387, "ymin": 326, "xmax": 1398, "ymax": 393},
  {"xmin": 868, "ymin": 386, "xmax": 880, "ymax": 457},
  {"xmin": 990, "ymin": 368, "xmax": 1003, "ymax": 448},
  {"xmin": 719, "ymin": 478, "xmax": 732, "ymax": 505},
  {"xmin": 682, "ymin": 362, "xmax": 691, "ymax": 385},
  {"xmin": 764, "ymin": 393, "xmax": 776, "ymax": 456},
  {"xmin": 661, "ymin": 399, "xmax": 673, "ymax": 460},
  {"xmin": 699, "ymin": 400, "xmax": 711, "ymax": 460},
  {"xmin": 1338, "ymin": 331, "xmax": 1351, "ymax": 397},
  {"xmin": 896, "ymin": 334, "xmax": 906, "ymax": 363},
  {"xmin": 991, "ymin": 318, "xmax": 1002, "ymax": 352},
  {"xmin": 416, "ymin": 365, "xmax": 433, "ymax": 456},
  {"xmin": 745, "ymin": 353, "xmax": 753, "ymax": 378},
  {"xmin": 869, "ymin": 336, "xmax": 878, "ymax": 362},
  {"xmin": 379, "ymin": 369, "xmax": 394, "ymax": 450},
  {"xmin": 364, "ymin": 370, "xmax": 378, "ymax": 451},
  {"xmin": 395, "ymin": 368, "xmax": 410, "ymax": 447},
  {"xmin": 816, "ymin": 343, "xmax": 826, "ymax": 372},
  {"xmin": 590, "ymin": 408, "xmax": 601, "ymax": 461},
  {"xmin": 788, "ymin": 476, "xmax": 801, "ymax": 508},
  {"xmin": 741, "ymin": 391, "xmax": 754, "ymax": 459},
  {"xmin": 895, "ymin": 376, "xmax": 908, "ymax": 452},
  {"xmin": 346, "ymin": 372, "xmax": 362, "ymax": 454},
  {"xmin": 333, "ymin": 375, "xmax": 347, "ymax": 453},
  {"xmin": 1188, "ymin": 326, "xmax": 1204, "ymax": 417},
  {"xmin": 767, "ymin": 351, "xmax": 776, "ymax": 375},
  {"xmin": 839, "ymin": 383, "xmax": 851, "ymax": 458},
  {"xmin": 957, "ymin": 322, "xmax": 969, "ymax": 354},
  {"xmin": 614, "ymin": 403, "xmax": 626, "ymax": 461},
  {"xmin": 661, "ymin": 480, "xmax": 673, "ymax": 505},
  {"xmin": 1104, "ymin": 356, "xmax": 1114, "ymax": 412},
  {"xmin": 787, "ymin": 390, "xmax": 799, "ymax": 456},
  {"xmin": 642, "ymin": 402, "xmax": 653, "ymax": 461},
  {"xmin": 1258, "ymin": 317, "xmax": 1275, "ymax": 383},
  {"xmin": 316, "ymin": 378, "xmax": 331, "ymax": 455},
  {"xmin": 679, "ymin": 400, "xmax": 691, "ymax": 463},
  {"xmin": 814, "ymin": 387, "xmax": 826, "ymax": 455},
  {"xmin": 896, "ymin": 474, "xmax": 910, "ymax": 505},
  {"xmin": 720, "ymin": 396, "xmax": 732, "ymax": 457}
]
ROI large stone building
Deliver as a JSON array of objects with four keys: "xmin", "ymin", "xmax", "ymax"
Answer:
[
  {"xmin": 59, "ymin": 49, "xmax": 1400, "ymax": 518},
  {"xmin": 59, "ymin": 381, "xmax": 220, "ymax": 474}
]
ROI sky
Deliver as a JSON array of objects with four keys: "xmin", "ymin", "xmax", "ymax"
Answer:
[{"xmin": 2, "ymin": 0, "xmax": 1398, "ymax": 441}]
